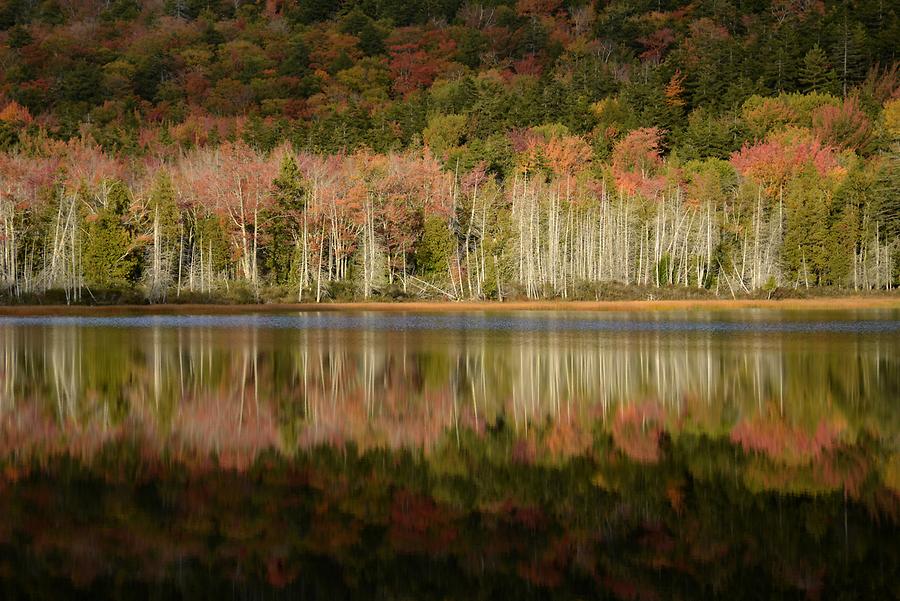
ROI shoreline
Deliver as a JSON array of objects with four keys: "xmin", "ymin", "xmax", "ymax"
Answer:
[{"xmin": 0, "ymin": 296, "xmax": 898, "ymax": 316}]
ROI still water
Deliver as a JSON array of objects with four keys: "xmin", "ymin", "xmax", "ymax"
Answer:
[{"xmin": 0, "ymin": 309, "xmax": 898, "ymax": 599}]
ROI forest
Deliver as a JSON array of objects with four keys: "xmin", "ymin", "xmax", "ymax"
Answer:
[{"xmin": 0, "ymin": 0, "xmax": 898, "ymax": 302}]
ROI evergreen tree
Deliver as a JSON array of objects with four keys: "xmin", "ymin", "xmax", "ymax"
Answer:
[
  {"xmin": 454, "ymin": 29, "xmax": 486, "ymax": 70},
  {"xmin": 799, "ymin": 45, "xmax": 839, "ymax": 94},
  {"xmin": 782, "ymin": 168, "xmax": 831, "ymax": 286},
  {"xmin": 871, "ymin": 153, "xmax": 899, "ymax": 242},
  {"xmin": 833, "ymin": 20, "xmax": 868, "ymax": 97},
  {"xmin": 358, "ymin": 21, "xmax": 386, "ymax": 56},
  {"xmin": 279, "ymin": 36, "xmax": 311, "ymax": 78},
  {"xmin": 82, "ymin": 181, "xmax": 137, "ymax": 290},
  {"xmin": 329, "ymin": 51, "xmax": 354, "ymax": 75},
  {"xmin": 148, "ymin": 173, "xmax": 179, "ymax": 243},
  {"xmin": 415, "ymin": 216, "xmax": 455, "ymax": 277},
  {"xmin": 264, "ymin": 154, "xmax": 306, "ymax": 285}
]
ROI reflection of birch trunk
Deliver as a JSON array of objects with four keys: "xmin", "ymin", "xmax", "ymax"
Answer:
[
  {"xmin": 0, "ymin": 327, "xmax": 15, "ymax": 410},
  {"xmin": 48, "ymin": 326, "xmax": 81, "ymax": 427}
]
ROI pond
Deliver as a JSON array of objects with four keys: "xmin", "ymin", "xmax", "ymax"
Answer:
[{"xmin": 0, "ymin": 309, "xmax": 898, "ymax": 598}]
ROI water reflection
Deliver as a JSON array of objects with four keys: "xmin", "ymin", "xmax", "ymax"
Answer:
[
  {"xmin": 0, "ymin": 311, "xmax": 898, "ymax": 598},
  {"xmin": 2, "ymin": 312, "xmax": 898, "ymax": 467}
]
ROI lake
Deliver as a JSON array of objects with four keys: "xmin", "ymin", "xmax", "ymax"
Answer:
[{"xmin": 0, "ymin": 309, "xmax": 898, "ymax": 598}]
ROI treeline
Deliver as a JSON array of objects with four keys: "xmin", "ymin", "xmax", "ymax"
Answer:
[
  {"xmin": 0, "ymin": 87, "xmax": 898, "ymax": 303},
  {"xmin": 0, "ymin": 0, "xmax": 898, "ymax": 302}
]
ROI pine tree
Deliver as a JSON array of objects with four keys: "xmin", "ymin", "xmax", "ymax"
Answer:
[
  {"xmin": 358, "ymin": 21, "xmax": 386, "ymax": 56},
  {"xmin": 799, "ymin": 45, "xmax": 838, "ymax": 94},
  {"xmin": 415, "ymin": 215, "xmax": 455, "ymax": 277},
  {"xmin": 834, "ymin": 20, "xmax": 868, "ymax": 97},
  {"xmin": 82, "ymin": 181, "xmax": 137, "ymax": 290},
  {"xmin": 264, "ymin": 154, "xmax": 306, "ymax": 285},
  {"xmin": 872, "ymin": 153, "xmax": 899, "ymax": 242},
  {"xmin": 782, "ymin": 168, "xmax": 831, "ymax": 286},
  {"xmin": 279, "ymin": 36, "xmax": 310, "ymax": 78}
]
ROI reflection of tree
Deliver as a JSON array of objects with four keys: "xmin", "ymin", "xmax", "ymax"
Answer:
[
  {"xmin": 0, "ymin": 321, "xmax": 897, "ymax": 496},
  {"xmin": 0, "ymin": 434, "xmax": 896, "ymax": 598}
]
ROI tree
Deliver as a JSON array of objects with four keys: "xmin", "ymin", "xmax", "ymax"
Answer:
[
  {"xmin": 213, "ymin": 143, "xmax": 278, "ymax": 288},
  {"xmin": 833, "ymin": 19, "xmax": 868, "ymax": 97},
  {"xmin": 145, "ymin": 172, "xmax": 181, "ymax": 301},
  {"xmin": 811, "ymin": 98, "xmax": 874, "ymax": 154},
  {"xmin": 799, "ymin": 45, "xmax": 838, "ymax": 94},
  {"xmin": 264, "ymin": 152, "xmax": 306, "ymax": 286},
  {"xmin": 287, "ymin": 0, "xmax": 339, "ymax": 24},
  {"xmin": 422, "ymin": 114, "xmax": 467, "ymax": 158},
  {"xmin": 82, "ymin": 180, "xmax": 138, "ymax": 290},
  {"xmin": 358, "ymin": 21, "xmax": 386, "ymax": 56},
  {"xmin": 730, "ymin": 132, "xmax": 839, "ymax": 198},
  {"xmin": 871, "ymin": 154, "xmax": 899, "ymax": 243},
  {"xmin": 279, "ymin": 36, "xmax": 311, "ymax": 78},
  {"xmin": 781, "ymin": 168, "xmax": 831, "ymax": 286},
  {"xmin": 676, "ymin": 109, "xmax": 745, "ymax": 160},
  {"xmin": 610, "ymin": 127, "xmax": 666, "ymax": 198},
  {"xmin": 415, "ymin": 215, "xmax": 455, "ymax": 278}
]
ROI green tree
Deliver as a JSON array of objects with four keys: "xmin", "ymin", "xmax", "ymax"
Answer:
[
  {"xmin": 415, "ymin": 215, "xmax": 455, "ymax": 277},
  {"xmin": 101, "ymin": 0, "xmax": 141, "ymax": 22},
  {"xmin": 454, "ymin": 29, "xmax": 486, "ymax": 69},
  {"xmin": 799, "ymin": 45, "xmax": 838, "ymax": 94},
  {"xmin": 264, "ymin": 154, "xmax": 306, "ymax": 285},
  {"xmin": 675, "ymin": 109, "xmax": 745, "ymax": 160},
  {"xmin": 422, "ymin": 113, "xmax": 467, "ymax": 158},
  {"xmin": 358, "ymin": 21, "xmax": 386, "ymax": 56},
  {"xmin": 279, "ymin": 36, "xmax": 311, "ymax": 78},
  {"xmin": 871, "ymin": 153, "xmax": 899, "ymax": 264},
  {"xmin": 7, "ymin": 25, "xmax": 32, "ymax": 48},
  {"xmin": 82, "ymin": 181, "xmax": 138, "ymax": 290},
  {"xmin": 832, "ymin": 20, "xmax": 868, "ymax": 96},
  {"xmin": 782, "ymin": 168, "xmax": 831, "ymax": 286}
]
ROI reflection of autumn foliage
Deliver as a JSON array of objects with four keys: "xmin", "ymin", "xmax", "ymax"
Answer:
[
  {"xmin": 544, "ymin": 419, "xmax": 592, "ymax": 458},
  {"xmin": 775, "ymin": 563, "xmax": 826, "ymax": 601},
  {"xmin": 611, "ymin": 403, "xmax": 664, "ymax": 463},
  {"xmin": 0, "ymin": 431, "xmax": 895, "ymax": 597},
  {"xmin": 517, "ymin": 535, "xmax": 572, "ymax": 588},
  {"xmin": 729, "ymin": 416, "xmax": 878, "ymax": 495},
  {"xmin": 389, "ymin": 490, "xmax": 458, "ymax": 555},
  {"xmin": 730, "ymin": 417, "xmax": 846, "ymax": 466},
  {"xmin": 0, "ymin": 402, "xmax": 140, "ymax": 465},
  {"xmin": 886, "ymin": 454, "xmax": 900, "ymax": 495},
  {"xmin": 741, "ymin": 447, "xmax": 870, "ymax": 496},
  {"xmin": 172, "ymin": 390, "xmax": 281, "ymax": 471},
  {"xmin": 0, "ymin": 324, "xmax": 897, "ymax": 514}
]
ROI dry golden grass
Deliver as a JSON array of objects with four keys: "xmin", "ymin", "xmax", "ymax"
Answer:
[{"xmin": 0, "ymin": 296, "xmax": 898, "ymax": 316}]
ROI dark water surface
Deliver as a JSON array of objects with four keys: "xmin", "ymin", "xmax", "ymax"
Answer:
[{"xmin": 0, "ymin": 309, "xmax": 898, "ymax": 599}]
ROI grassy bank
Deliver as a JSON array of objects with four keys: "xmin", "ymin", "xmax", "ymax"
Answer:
[{"xmin": 1, "ymin": 295, "xmax": 898, "ymax": 316}]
